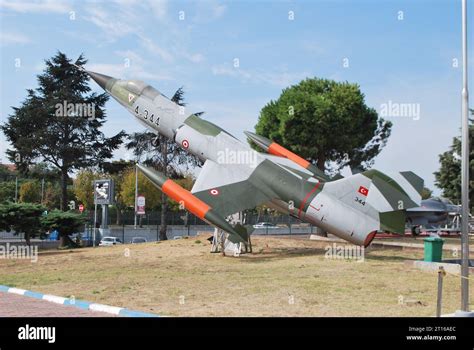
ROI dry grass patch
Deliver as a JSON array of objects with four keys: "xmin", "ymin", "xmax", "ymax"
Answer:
[{"xmin": 0, "ymin": 235, "xmax": 472, "ymax": 316}]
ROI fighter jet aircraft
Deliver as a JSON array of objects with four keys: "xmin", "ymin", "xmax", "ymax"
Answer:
[
  {"xmin": 82, "ymin": 67, "xmax": 423, "ymax": 247},
  {"xmin": 406, "ymin": 197, "xmax": 462, "ymax": 235}
]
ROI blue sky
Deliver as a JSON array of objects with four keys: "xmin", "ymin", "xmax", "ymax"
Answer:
[{"xmin": 0, "ymin": 0, "xmax": 473, "ymax": 193}]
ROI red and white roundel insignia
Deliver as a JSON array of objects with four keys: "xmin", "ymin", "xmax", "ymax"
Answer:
[
  {"xmin": 182, "ymin": 140, "xmax": 189, "ymax": 149},
  {"xmin": 210, "ymin": 189, "xmax": 219, "ymax": 196},
  {"xmin": 358, "ymin": 186, "xmax": 369, "ymax": 196}
]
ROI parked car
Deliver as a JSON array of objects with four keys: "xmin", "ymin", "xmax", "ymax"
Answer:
[
  {"xmin": 130, "ymin": 237, "xmax": 147, "ymax": 244},
  {"xmin": 99, "ymin": 237, "xmax": 123, "ymax": 246},
  {"xmin": 253, "ymin": 222, "xmax": 278, "ymax": 229}
]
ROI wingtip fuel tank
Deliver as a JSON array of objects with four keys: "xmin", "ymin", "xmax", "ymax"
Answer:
[{"xmin": 245, "ymin": 131, "xmax": 330, "ymax": 181}]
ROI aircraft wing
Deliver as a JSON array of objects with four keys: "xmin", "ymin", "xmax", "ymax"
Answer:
[
  {"xmin": 258, "ymin": 153, "xmax": 314, "ymax": 179},
  {"xmin": 191, "ymin": 160, "xmax": 275, "ymax": 218},
  {"xmin": 406, "ymin": 207, "xmax": 446, "ymax": 213},
  {"xmin": 259, "ymin": 153, "xmax": 330, "ymax": 182}
]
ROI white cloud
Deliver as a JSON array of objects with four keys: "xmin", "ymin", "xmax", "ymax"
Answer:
[
  {"xmin": 191, "ymin": 98, "xmax": 267, "ymax": 140},
  {"xmin": 187, "ymin": 53, "xmax": 205, "ymax": 63},
  {"xmin": 137, "ymin": 34, "xmax": 174, "ymax": 62},
  {"xmin": 212, "ymin": 3, "xmax": 226, "ymax": 18},
  {"xmin": 82, "ymin": 3, "xmax": 174, "ymax": 61},
  {"xmin": 146, "ymin": 0, "xmax": 167, "ymax": 19},
  {"xmin": 115, "ymin": 50, "xmax": 146, "ymax": 66},
  {"xmin": 212, "ymin": 64, "xmax": 308, "ymax": 88},
  {"xmin": 33, "ymin": 61, "xmax": 46, "ymax": 72},
  {"xmin": 366, "ymin": 75, "xmax": 462, "ymax": 194},
  {"xmin": 192, "ymin": 0, "xmax": 227, "ymax": 23},
  {"xmin": 0, "ymin": 31, "xmax": 30, "ymax": 46},
  {"xmin": 83, "ymin": 6, "xmax": 137, "ymax": 42},
  {"xmin": 301, "ymin": 41, "xmax": 328, "ymax": 56},
  {"xmin": 0, "ymin": 0, "xmax": 72, "ymax": 13},
  {"xmin": 87, "ymin": 61, "xmax": 173, "ymax": 82}
]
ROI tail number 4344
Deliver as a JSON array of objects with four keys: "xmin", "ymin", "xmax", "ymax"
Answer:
[{"xmin": 135, "ymin": 105, "xmax": 160, "ymax": 126}]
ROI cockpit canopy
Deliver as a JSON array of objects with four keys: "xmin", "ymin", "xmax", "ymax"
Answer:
[
  {"xmin": 116, "ymin": 79, "xmax": 161, "ymax": 100},
  {"xmin": 125, "ymin": 80, "xmax": 148, "ymax": 95}
]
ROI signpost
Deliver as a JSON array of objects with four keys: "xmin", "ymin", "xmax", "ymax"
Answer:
[
  {"xmin": 93, "ymin": 179, "xmax": 115, "ymax": 246},
  {"xmin": 78, "ymin": 204, "xmax": 84, "ymax": 213},
  {"xmin": 137, "ymin": 195, "xmax": 146, "ymax": 215}
]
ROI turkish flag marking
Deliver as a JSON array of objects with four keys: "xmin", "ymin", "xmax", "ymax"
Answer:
[{"xmin": 358, "ymin": 186, "xmax": 369, "ymax": 196}]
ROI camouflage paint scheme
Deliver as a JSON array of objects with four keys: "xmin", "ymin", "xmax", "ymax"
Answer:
[{"xmin": 86, "ymin": 70, "xmax": 423, "ymax": 247}]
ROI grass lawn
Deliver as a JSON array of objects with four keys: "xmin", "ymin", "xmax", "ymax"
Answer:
[{"xmin": 0, "ymin": 235, "xmax": 472, "ymax": 316}]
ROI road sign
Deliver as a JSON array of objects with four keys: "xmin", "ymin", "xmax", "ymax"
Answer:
[
  {"xmin": 79, "ymin": 204, "xmax": 84, "ymax": 213},
  {"xmin": 136, "ymin": 195, "xmax": 146, "ymax": 215},
  {"xmin": 93, "ymin": 179, "xmax": 114, "ymax": 205}
]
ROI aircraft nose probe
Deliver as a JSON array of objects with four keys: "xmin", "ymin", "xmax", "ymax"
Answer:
[{"xmin": 72, "ymin": 63, "xmax": 114, "ymax": 91}]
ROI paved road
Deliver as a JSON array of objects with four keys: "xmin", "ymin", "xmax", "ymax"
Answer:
[{"xmin": 0, "ymin": 293, "xmax": 116, "ymax": 317}]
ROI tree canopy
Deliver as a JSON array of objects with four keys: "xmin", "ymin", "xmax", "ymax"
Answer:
[
  {"xmin": 1, "ymin": 52, "xmax": 126, "ymax": 210},
  {"xmin": 434, "ymin": 110, "xmax": 473, "ymax": 209},
  {"xmin": 0, "ymin": 202, "xmax": 46, "ymax": 245},
  {"xmin": 253, "ymin": 78, "xmax": 392, "ymax": 173}
]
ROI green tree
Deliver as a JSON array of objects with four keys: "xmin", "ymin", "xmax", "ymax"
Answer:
[
  {"xmin": 434, "ymin": 110, "xmax": 473, "ymax": 209},
  {"xmin": 126, "ymin": 87, "xmax": 202, "ymax": 240},
  {"xmin": 421, "ymin": 187, "xmax": 433, "ymax": 200},
  {"xmin": 0, "ymin": 202, "xmax": 46, "ymax": 245},
  {"xmin": 41, "ymin": 210, "xmax": 88, "ymax": 248},
  {"xmin": 73, "ymin": 169, "xmax": 102, "ymax": 210},
  {"xmin": 253, "ymin": 78, "xmax": 392, "ymax": 173},
  {"xmin": 0, "ymin": 165, "xmax": 16, "ymax": 203},
  {"xmin": 19, "ymin": 180, "xmax": 41, "ymax": 203},
  {"xmin": 1, "ymin": 52, "xmax": 126, "ymax": 211},
  {"xmin": 0, "ymin": 164, "xmax": 16, "ymax": 181},
  {"xmin": 27, "ymin": 163, "xmax": 60, "ymax": 182},
  {"xmin": 120, "ymin": 168, "xmax": 162, "ymax": 210},
  {"xmin": 0, "ymin": 181, "xmax": 16, "ymax": 204}
]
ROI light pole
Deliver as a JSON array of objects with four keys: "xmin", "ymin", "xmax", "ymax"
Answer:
[
  {"xmin": 459, "ymin": 0, "xmax": 470, "ymax": 314},
  {"xmin": 14, "ymin": 176, "xmax": 18, "ymax": 203},
  {"xmin": 134, "ymin": 162, "xmax": 138, "ymax": 229},
  {"xmin": 41, "ymin": 178, "xmax": 45, "ymax": 205}
]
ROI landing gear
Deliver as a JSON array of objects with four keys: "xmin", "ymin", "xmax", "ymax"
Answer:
[
  {"xmin": 411, "ymin": 225, "xmax": 421, "ymax": 236},
  {"xmin": 210, "ymin": 228, "xmax": 251, "ymax": 256}
]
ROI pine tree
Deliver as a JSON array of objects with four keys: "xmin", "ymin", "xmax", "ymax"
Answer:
[{"xmin": 1, "ymin": 52, "xmax": 126, "ymax": 210}]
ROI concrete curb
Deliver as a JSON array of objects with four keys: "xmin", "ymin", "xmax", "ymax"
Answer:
[
  {"xmin": 407, "ymin": 260, "xmax": 474, "ymax": 274},
  {"xmin": 309, "ymin": 234, "xmax": 464, "ymax": 251},
  {"xmin": 0, "ymin": 285, "xmax": 159, "ymax": 317}
]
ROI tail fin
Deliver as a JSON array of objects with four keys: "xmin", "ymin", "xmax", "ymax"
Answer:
[
  {"xmin": 322, "ymin": 169, "xmax": 423, "ymax": 234},
  {"xmin": 363, "ymin": 170, "xmax": 423, "ymax": 212}
]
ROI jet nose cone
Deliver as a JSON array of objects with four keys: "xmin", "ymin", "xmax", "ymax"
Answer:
[
  {"xmin": 86, "ymin": 71, "xmax": 114, "ymax": 90},
  {"xmin": 244, "ymin": 131, "xmax": 271, "ymax": 150}
]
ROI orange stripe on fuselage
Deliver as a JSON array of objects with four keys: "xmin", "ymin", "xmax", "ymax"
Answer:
[
  {"xmin": 162, "ymin": 180, "xmax": 211, "ymax": 219},
  {"xmin": 267, "ymin": 142, "xmax": 310, "ymax": 169}
]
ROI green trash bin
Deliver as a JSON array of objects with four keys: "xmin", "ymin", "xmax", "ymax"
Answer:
[{"xmin": 423, "ymin": 237, "xmax": 444, "ymax": 262}]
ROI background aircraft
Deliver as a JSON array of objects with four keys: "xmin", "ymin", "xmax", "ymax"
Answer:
[{"xmin": 406, "ymin": 197, "xmax": 462, "ymax": 235}]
